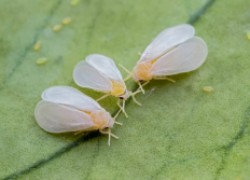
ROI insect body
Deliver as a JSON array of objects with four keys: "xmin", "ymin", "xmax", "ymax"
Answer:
[
  {"xmin": 73, "ymin": 54, "xmax": 140, "ymax": 117},
  {"xmin": 34, "ymin": 86, "xmax": 117, "ymax": 145},
  {"xmin": 133, "ymin": 24, "xmax": 208, "ymax": 91}
]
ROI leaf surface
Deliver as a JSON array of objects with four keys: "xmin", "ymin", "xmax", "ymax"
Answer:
[{"xmin": 1, "ymin": 0, "xmax": 250, "ymax": 179}]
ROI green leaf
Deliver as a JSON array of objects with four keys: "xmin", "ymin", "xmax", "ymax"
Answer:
[{"xmin": 1, "ymin": 0, "xmax": 250, "ymax": 179}]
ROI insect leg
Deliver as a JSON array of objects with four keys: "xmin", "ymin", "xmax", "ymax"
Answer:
[
  {"xmin": 129, "ymin": 90, "xmax": 142, "ymax": 106},
  {"xmin": 114, "ymin": 121, "xmax": 123, "ymax": 126},
  {"xmin": 117, "ymin": 99, "xmax": 128, "ymax": 118},
  {"xmin": 119, "ymin": 64, "xmax": 132, "ymax": 82},
  {"xmin": 154, "ymin": 76, "xmax": 176, "ymax": 83},
  {"xmin": 96, "ymin": 94, "xmax": 110, "ymax": 101},
  {"xmin": 132, "ymin": 95, "xmax": 141, "ymax": 106},
  {"xmin": 138, "ymin": 82, "xmax": 145, "ymax": 94},
  {"xmin": 108, "ymin": 128, "xmax": 111, "ymax": 146},
  {"xmin": 114, "ymin": 108, "xmax": 122, "ymax": 119},
  {"xmin": 113, "ymin": 109, "xmax": 123, "ymax": 126},
  {"xmin": 138, "ymin": 81, "xmax": 150, "ymax": 94}
]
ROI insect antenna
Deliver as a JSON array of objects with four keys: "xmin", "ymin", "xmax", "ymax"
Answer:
[{"xmin": 100, "ymin": 128, "xmax": 119, "ymax": 146}]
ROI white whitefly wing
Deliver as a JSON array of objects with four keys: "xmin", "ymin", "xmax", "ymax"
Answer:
[
  {"xmin": 73, "ymin": 61, "xmax": 112, "ymax": 92},
  {"xmin": 86, "ymin": 54, "xmax": 123, "ymax": 81},
  {"xmin": 151, "ymin": 37, "xmax": 208, "ymax": 76},
  {"xmin": 35, "ymin": 101, "xmax": 95, "ymax": 133},
  {"xmin": 42, "ymin": 86, "xmax": 101, "ymax": 111},
  {"xmin": 139, "ymin": 24, "xmax": 195, "ymax": 63}
]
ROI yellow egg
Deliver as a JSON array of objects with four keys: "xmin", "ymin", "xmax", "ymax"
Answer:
[
  {"xmin": 33, "ymin": 41, "xmax": 41, "ymax": 51},
  {"xmin": 52, "ymin": 24, "xmax": 63, "ymax": 32},
  {"xmin": 36, "ymin": 57, "xmax": 48, "ymax": 65},
  {"xmin": 62, "ymin": 17, "xmax": 72, "ymax": 25},
  {"xmin": 202, "ymin": 86, "xmax": 214, "ymax": 93}
]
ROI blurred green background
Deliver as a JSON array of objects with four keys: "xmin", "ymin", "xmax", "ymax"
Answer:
[{"xmin": 1, "ymin": 0, "xmax": 250, "ymax": 179}]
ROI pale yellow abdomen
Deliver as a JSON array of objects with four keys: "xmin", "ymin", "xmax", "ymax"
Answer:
[
  {"xmin": 110, "ymin": 81, "xmax": 126, "ymax": 97},
  {"xmin": 134, "ymin": 62, "xmax": 153, "ymax": 81}
]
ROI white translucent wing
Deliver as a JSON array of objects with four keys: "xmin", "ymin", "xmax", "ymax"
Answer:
[
  {"xmin": 73, "ymin": 61, "xmax": 112, "ymax": 92},
  {"xmin": 42, "ymin": 86, "xmax": 101, "ymax": 111},
  {"xmin": 86, "ymin": 54, "xmax": 123, "ymax": 81},
  {"xmin": 35, "ymin": 101, "xmax": 95, "ymax": 133},
  {"xmin": 151, "ymin": 37, "xmax": 208, "ymax": 76},
  {"xmin": 139, "ymin": 24, "xmax": 195, "ymax": 63}
]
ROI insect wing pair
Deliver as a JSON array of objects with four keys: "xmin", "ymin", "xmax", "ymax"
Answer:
[
  {"xmin": 133, "ymin": 24, "xmax": 208, "ymax": 84},
  {"xmin": 73, "ymin": 54, "xmax": 137, "ymax": 117},
  {"xmin": 73, "ymin": 54, "xmax": 129, "ymax": 100},
  {"xmin": 35, "ymin": 86, "xmax": 117, "ymax": 145}
]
